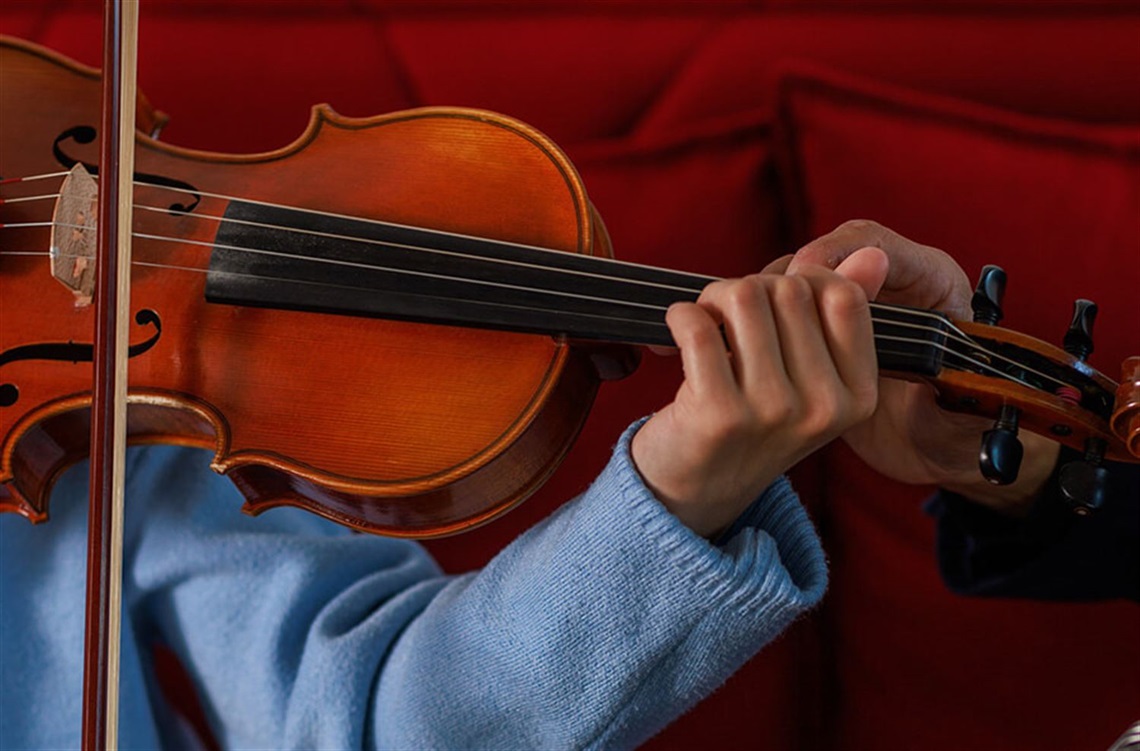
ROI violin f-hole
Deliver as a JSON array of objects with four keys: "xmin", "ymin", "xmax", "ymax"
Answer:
[
  {"xmin": 51, "ymin": 125, "xmax": 203, "ymax": 214},
  {"xmin": 0, "ymin": 309, "xmax": 162, "ymax": 407}
]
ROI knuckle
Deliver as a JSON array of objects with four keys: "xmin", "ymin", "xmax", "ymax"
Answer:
[
  {"xmin": 686, "ymin": 321, "xmax": 724, "ymax": 353},
  {"xmin": 757, "ymin": 394, "xmax": 797, "ymax": 426},
  {"xmin": 666, "ymin": 304, "xmax": 715, "ymax": 351},
  {"xmin": 772, "ymin": 274, "xmax": 814, "ymax": 309},
  {"xmin": 697, "ymin": 279, "xmax": 728, "ymax": 305},
  {"xmin": 803, "ymin": 391, "xmax": 843, "ymax": 436},
  {"xmin": 837, "ymin": 218, "xmax": 882, "ymax": 236},
  {"xmin": 698, "ymin": 406, "xmax": 752, "ymax": 447},
  {"xmin": 820, "ymin": 278, "xmax": 868, "ymax": 319},
  {"xmin": 722, "ymin": 277, "xmax": 766, "ymax": 316},
  {"xmin": 805, "ymin": 380, "xmax": 879, "ymax": 434}
]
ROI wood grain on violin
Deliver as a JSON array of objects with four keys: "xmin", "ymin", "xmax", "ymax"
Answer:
[
  {"xmin": 1, "ymin": 37, "xmax": 1136, "ymax": 538},
  {"xmin": 1, "ymin": 36, "xmax": 621, "ymax": 537}
]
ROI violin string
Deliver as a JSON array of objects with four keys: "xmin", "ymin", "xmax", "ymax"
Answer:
[
  {"xmin": 151, "ymin": 258, "xmax": 1023, "ymax": 386},
  {"xmin": 0, "ymin": 192, "xmax": 61, "ymax": 205},
  {"xmin": 879, "ymin": 336, "xmax": 1040, "ymax": 389},
  {"xmin": 3, "ymin": 203, "xmax": 1047, "ymax": 363},
  {"xmin": 133, "ymin": 260, "xmax": 696, "ymax": 335},
  {"xmin": 9, "ymin": 215, "xmax": 1064, "ymax": 393},
  {"xmin": 0, "ymin": 170, "xmax": 69, "ymax": 186},
  {"xmin": 132, "ymin": 203, "xmax": 710, "ymax": 295},
  {"xmin": 2, "ymin": 178, "xmax": 1069, "ymax": 393},
  {"xmin": 2, "ymin": 172, "xmax": 719, "ymax": 284},
  {"xmin": 133, "ymin": 229, "xmax": 674, "ymax": 313},
  {"xmin": 140, "ymin": 251, "xmax": 1010, "ymax": 371},
  {"xmin": 0, "ymin": 176, "xmax": 1054, "ymax": 354},
  {"xmin": 135, "ymin": 230, "xmax": 1069, "ymax": 390},
  {"xmin": 151, "ymin": 265, "xmax": 1047, "ymax": 390},
  {"xmin": 1, "ymin": 187, "xmax": 711, "ymax": 300},
  {"xmin": 3, "ymin": 192, "xmax": 979, "ymax": 355},
  {"xmin": 74, "ymin": 260, "xmax": 1064, "ymax": 394},
  {"xmin": 91, "ymin": 246, "xmax": 1043, "ymax": 384}
]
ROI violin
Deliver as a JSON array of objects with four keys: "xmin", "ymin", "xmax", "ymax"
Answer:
[{"xmin": 2, "ymin": 33, "xmax": 1138, "ymax": 542}]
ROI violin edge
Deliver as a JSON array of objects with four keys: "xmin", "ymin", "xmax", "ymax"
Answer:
[
  {"xmin": 0, "ymin": 350, "xmax": 601, "ymax": 538},
  {"xmin": 0, "ymin": 34, "xmax": 169, "ymax": 139}
]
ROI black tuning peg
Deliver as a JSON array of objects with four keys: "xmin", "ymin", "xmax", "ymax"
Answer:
[
  {"xmin": 971, "ymin": 265, "xmax": 1007, "ymax": 325},
  {"xmin": 1063, "ymin": 299, "xmax": 1097, "ymax": 361},
  {"xmin": 979, "ymin": 404, "xmax": 1023, "ymax": 485},
  {"xmin": 1059, "ymin": 438, "xmax": 1109, "ymax": 515}
]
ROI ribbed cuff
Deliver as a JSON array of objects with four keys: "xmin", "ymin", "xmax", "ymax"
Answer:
[{"xmin": 599, "ymin": 419, "xmax": 828, "ymax": 614}]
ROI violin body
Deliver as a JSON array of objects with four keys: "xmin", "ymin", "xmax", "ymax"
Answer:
[
  {"xmin": 3, "ymin": 36, "xmax": 1137, "ymax": 539},
  {"xmin": 1, "ymin": 36, "xmax": 624, "ymax": 537}
]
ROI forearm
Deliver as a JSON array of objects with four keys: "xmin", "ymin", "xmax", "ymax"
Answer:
[
  {"xmin": 371, "ymin": 424, "xmax": 827, "ymax": 750},
  {"xmin": 132, "ymin": 425, "xmax": 826, "ymax": 750}
]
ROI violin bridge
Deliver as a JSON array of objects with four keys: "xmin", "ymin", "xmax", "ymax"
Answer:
[{"xmin": 49, "ymin": 163, "xmax": 98, "ymax": 306}]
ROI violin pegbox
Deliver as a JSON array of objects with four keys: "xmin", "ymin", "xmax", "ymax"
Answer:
[
  {"xmin": 969, "ymin": 265, "xmax": 1025, "ymax": 487},
  {"xmin": 1112, "ymin": 357, "xmax": 1140, "ymax": 461},
  {"xmin": 1057, "ymin": 298, "xmax": 1110, "ymax": 514},
  {"xmin": 961, "ymin": 264, "xmax": 1130, "ymax": 514}
]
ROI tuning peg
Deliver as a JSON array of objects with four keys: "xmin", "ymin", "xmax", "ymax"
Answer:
[
  {"xmin": 1063, "ymin": 299, "xmax": 1097, "ymax": 361},
  {"xmin": 979, "ymin": 404, "xmax": 1023, "ymax": 485},
  {"xmin": 971, "ymin": 265, "xmax": 1007, "ymax": 325},
  {"xmin": 1059, "ymin": 438, "xmax": 1109, "ymax": 515}
]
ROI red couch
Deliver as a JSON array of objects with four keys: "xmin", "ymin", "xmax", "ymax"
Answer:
[{"xmin": 3, "ymin": 1, "xmax": 1137, "ymax": 749}]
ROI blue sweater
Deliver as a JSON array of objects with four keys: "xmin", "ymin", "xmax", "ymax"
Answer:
[{"xmin": 0, "ymin": 424, "xmax": 826, "ymax": 750}]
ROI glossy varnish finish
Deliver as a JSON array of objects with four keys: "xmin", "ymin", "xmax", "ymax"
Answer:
[
  {"xmin": 933, "ymin": 322, "xmax": 1134, "ymax": 462},
  {"xmin": 3, "ymin": 37, "xmax": 1136, "ymax": 540},
  {"xmin": 0, "ymin": 37, "xmax": 616, "ymax": 537},
  {"xmin": 1113, "ymin": 356, "xmax": 1140, "ymax": 458}
]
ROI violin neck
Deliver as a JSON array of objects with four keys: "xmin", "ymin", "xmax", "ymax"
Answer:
[{"xmin": 204, "ymin": 199, "xmax": 951, "ymax": 380}]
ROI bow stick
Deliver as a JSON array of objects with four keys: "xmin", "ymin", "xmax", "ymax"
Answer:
[{"xmin": 82, "ymin": 1, "xmax": 138, "ymax": 748}]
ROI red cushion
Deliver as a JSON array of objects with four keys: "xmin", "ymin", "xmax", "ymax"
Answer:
[
  {"xmin": 4, "ymin": 4, "xmax": 1139, "ymax": 749},
  {"xmin": 10, "ymin": 2, "xmax": 1140, "ymax": 154},
  {"xmin": 776, "ymin": 64, "xmax": 1140, "ymax": 751},
  {"xmin": 639, "ymin": 6, "xmax": 1140, "ymax": 133}
]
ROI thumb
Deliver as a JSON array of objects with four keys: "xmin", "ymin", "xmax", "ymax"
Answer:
[{"xmin": 834, "ymin": 246, "xmax": 890, "ymax": 301}]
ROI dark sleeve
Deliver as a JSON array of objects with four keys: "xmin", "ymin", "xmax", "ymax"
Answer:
[{"xmin": 929, "ymin": 449, "xmax": 1139, "ymax": 602}]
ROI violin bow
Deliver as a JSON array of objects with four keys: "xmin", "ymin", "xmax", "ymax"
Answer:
[{"xmin": 83, "ymin": 0, "xmax": 139, "ymax": 748}]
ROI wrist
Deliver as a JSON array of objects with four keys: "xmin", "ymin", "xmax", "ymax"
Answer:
[{"xmin": 630, "ymin": 422, "xmax": 776, "ymax": 539}]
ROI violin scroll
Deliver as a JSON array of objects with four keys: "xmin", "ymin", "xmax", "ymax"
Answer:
[{"xmin": 1111, "ymin": 356, "xmax": 1140, "ymax": 460}]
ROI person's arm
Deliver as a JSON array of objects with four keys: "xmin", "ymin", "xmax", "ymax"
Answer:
[
  {"xmin": 125, "ymin": 430, "xmax": 825, "ymax": 750},
  {"xmin": 126, "ymin": 259, "xmax": 885, "ymax": 749}
]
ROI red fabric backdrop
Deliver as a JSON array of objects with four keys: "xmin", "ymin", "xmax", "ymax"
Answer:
[{"xmin": 2, "ymin": 2, "xmax": 1136, "ymax": 749}]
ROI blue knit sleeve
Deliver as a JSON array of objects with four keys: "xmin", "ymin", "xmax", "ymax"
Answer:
[{"xmin": 125, "ymin": 421, "xmax": 827, "ymax": 750}]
